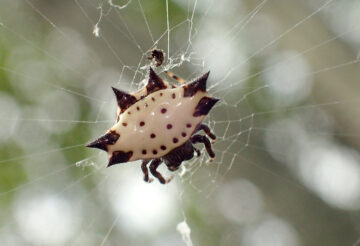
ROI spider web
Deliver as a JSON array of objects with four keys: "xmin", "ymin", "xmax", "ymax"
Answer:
[{"xmin": 0, "ymin": 0, "xmax": 360, "ymax": 245}]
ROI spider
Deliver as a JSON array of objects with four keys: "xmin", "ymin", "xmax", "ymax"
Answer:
[
  {"xmin": 86, "ymin": 67, "xmax": 219, "ymax": 184},
  {"xmin": 147, "ymin": 48, "xmax": 164, "ymax": 67}
]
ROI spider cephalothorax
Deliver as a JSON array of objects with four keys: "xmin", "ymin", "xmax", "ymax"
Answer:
[{"xmin": 87, "ymin": 67, "xmax": 219, "ymax": 184}]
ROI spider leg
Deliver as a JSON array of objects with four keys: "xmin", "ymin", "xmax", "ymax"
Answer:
[
  {"xmin": 141, "ymin": 160, "xmax": 153, "ymax": 183},
  {"xmin": 165, "ymin": 71, "xmax": 186, "ymax": 84},
  {"xmin": 190, "ymin": 134, "xmax": 215, "ymax": 161},
  {"xmin": 194, "ymin": 124, "xmax": 216, "ymax": 143},
  {"xmin": 150, "ymin": 159, "xmax": 173, "ymax": 184}
]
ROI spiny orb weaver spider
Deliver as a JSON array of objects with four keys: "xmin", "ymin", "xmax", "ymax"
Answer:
[{"xmin": 87, "ymin": 66, "xmax": 219, "ymax": 184}]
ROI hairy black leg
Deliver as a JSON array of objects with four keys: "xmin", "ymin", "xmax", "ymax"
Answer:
[
  {"xmin": 195, "ymin": 124, "xmax": 216, "ymax": 142},
  {"xmin": 149, "ymin": 159, "xmax": 173, "ymax": 184},
  {"xmin": 191, "ymin": 134, "xmax": 215, "ymax": 159},
  {"xmin": 141, "ymin": 160, "xmax": 152, "ymax": 183}
]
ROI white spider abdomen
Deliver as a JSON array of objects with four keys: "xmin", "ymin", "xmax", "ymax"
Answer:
[{"xmin": 108, "ymin": 87, "xmax": 207, "ymax": 161}]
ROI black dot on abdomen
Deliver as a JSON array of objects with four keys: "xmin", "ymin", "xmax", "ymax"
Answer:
[
  {"xmin": 122, "ymin": 122, "xmax": 127, "ymax": 127},
  {"xmin": 167, "ymin": 124, "xmax": 172, "ymax": 129},
  {"xmin": 161, "ymin": 145, "xmax": 167, "ymax": 150},
  {"xmin": 172, "ymin": 93, "xmax": 176, "ymax": 99},
  {"xmin": 181, "ymin": 132, "xmax": 187, "ymax": 137},
  {"xmin": 152, "ymin": 150, "xmax": 158, "ymax": 155},
  {"xmin": 161, "ymin": 108, "xmax": 167, "ymax": 114},
  {"xmin": 142, "ymin": 149, "xmax": 147, "ymax": 155},
  {"xmin": 140, "ymin": 121, "xmax": 145, "ymax": 126},
  {"xmin": 186, "ymin": 123, "xmax": 192, "ymax": 128},
  {"xmin": 150, "ymin": 133, "xmax": 156, "ymax": 138},
  {"xmin": 173, "ymin": 138, "xmax": 178, "ymax": 143}
]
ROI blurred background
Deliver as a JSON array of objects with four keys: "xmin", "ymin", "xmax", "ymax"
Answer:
[{"xmin": 0, "ymin": 0, "xmax": 360, "ymax": 245}]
